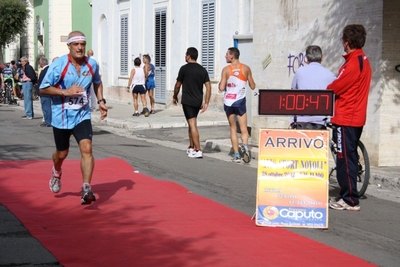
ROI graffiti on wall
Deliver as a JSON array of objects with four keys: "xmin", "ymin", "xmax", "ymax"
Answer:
[{"xmin": 287, "ymin": 52, "xmax": 305, "ymax": 76}]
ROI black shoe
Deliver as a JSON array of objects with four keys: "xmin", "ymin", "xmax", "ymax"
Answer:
[
  {"xmin": 143, "ymin": 107, "xmax": 150, "ymax": 117},
  {"xmin": 40, "ymin": 123, "xmax": 51, "ymax": 127}
]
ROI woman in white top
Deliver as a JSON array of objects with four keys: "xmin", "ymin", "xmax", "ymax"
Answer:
[{"xmin": 127, "ymin": 57, "xmax": 149, "ymax": 116}]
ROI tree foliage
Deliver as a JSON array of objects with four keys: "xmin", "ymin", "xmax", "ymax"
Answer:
[{"xmin": 0, "ymin": 0, "xmax": 30, "ymax": 64}]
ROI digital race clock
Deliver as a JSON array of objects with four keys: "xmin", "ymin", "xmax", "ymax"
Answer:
[{"xmin": 258, "ymin": 89, "xmax": 334, "ymax": 116}]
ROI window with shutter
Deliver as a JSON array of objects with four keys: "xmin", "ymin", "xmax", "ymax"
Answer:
[
  {"xmin": 120, "ymin": 15, "xmax": 128, "ymax": 76},
  {"xmin": 154, "ymin": 9, "xmax": 167, "ymax": 103},
  {"xmin": 202, "ymin": 0, "xmax": 215, "ymax": 78}
]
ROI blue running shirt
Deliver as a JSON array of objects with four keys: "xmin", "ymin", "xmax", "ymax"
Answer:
[{"xmin": 40, "ymin": 54, "xmax": 101, "ymax": 129}]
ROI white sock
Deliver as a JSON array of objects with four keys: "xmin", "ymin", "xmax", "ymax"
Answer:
[{"xmin": 52, "ymin": 166, "xmax": 62, "ymax": 177}]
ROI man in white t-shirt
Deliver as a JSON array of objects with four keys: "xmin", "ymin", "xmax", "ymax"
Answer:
[{"xmin": 291, "ymin": 45, "xmax": 336, "ymax": 129}]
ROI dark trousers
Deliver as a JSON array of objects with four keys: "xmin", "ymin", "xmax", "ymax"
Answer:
[{"xmin": 333, "ymin": 125, "xmax": 363, "ymax": 206}]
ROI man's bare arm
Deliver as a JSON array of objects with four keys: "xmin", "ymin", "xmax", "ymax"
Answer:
[
  {"xmin": 93, "ymin": 82, "xmax": 104, "ymax": 100},
  {"xmin": 40, "ymin": 84, "xmax": 84, "ymax": 97},
  {"xmin": 245, "ymin": 65, "xmax": 256, "ymax": 90},
  {"xmin": 218, "ymin": 67, "xmax": 228, "ymax": 92},
  {"xmin": 201, "ymin": 81, "xmax": 212, "ymax": 113},
  {"xmin": 173, "ymin": 81, "xmax": 182, "ymax": 105}
]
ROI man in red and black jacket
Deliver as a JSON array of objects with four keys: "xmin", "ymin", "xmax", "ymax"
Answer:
[{"xmin": 327, "ymin": 24, "xmax": 372, "ymax": 211}]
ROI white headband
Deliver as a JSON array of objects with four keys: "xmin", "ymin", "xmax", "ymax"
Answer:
[{"xmin": 67, "ymin": 36, "xmax": 86, "ymax": 44}]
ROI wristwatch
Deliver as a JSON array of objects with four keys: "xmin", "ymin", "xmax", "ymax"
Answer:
[{"xmin": 97, "ymin": 98, "xmax": 106, "ymax": 104}]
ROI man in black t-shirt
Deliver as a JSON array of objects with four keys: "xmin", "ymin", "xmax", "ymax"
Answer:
[{"xmin": 173, "ymin": 47, "xmax": 211, "ymax": 159}]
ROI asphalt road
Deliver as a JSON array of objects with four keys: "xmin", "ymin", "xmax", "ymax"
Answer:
[{"xmin": 1, "ymin": 104, "xmax": 399, "ymax": 267}]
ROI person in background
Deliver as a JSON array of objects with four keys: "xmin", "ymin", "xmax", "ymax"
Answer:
[
  {"xmin": 127, "ymin": 57, "xmax": 149, "ymax": 117},
  {"xmin": 219, "ymin": 47, "xmax": 255, "ymax": 163},
  {"xmin": 37, "ymin": 56, "xmax": 51, "ymax": 127},
  {"xmin": 328, "ymin": 24, "xmax": 372, "ymax": 212},
  {"xmin": 143, "ymin": 54, "xmax": 156, "ymax": 114},
  {"xmin": 14, "ymin": 61, "xmax": 24, "ymax": 99},
  {"xmin": 173, "ymin": 47, "xmax": 211, "ymax": 159},
  {"xmin": 39, "ymin": 30, "xmax": 108, "ymax": 205},
  {"xmin": 291, "ymin": 45, "xmax": 336, "ymax": 129},
  {"xmin": 87, "ymin": 49, "xmax": 98, "ymax": 111},
  {"xmin": 20, "ymin": 57, "xmax": 37, "ymax": 119},
  {"xmin": 1, "ymin": 62, "xmax": 17, "ymax": 100},
  {"xmin": 10, "ymin": 60, "xmax": 17, "ymax": 76}
]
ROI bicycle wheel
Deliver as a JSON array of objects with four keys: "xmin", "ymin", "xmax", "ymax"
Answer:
[
  {"xmin": 5, "ymin": 87, "xmax": 11, "ymax": 104},
  {"xmin": 3, "ymin": 90, "xmax": 7, "ymax": 104},
  {"xmin": 357, "ymin": 140, "xmax": 370, "ymax": 197},
  {"xmin": 328, "ymin": 140, "xmax": 370, "ymax": 197}
]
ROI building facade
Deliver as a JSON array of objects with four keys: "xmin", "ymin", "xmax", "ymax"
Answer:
[
  {"xmin": 251, "ymin": 0, "xmax": 400, "ymax": 166},
  {"xmin": 33, "ymin": 0, "xmax": 93, "ymax": 65},
  {"xmin": 91, "ymin": 0, "xmax": 255, "ymax": 115},
  {"xmin": 7, "ymin": 0, "xmax": 399, "ymax": 167},
  {"xmin": 3, "ymin": 0, "xmax": 93, "ymax": 68}
]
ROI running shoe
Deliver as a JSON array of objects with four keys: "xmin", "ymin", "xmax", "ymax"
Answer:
[
  {"xmin": 49, "ymin": 168, "xmax": 62, "ymax": 193},
  {"xmin": 240, "ymin": 144, "xmax": 251, "ymax": 163},
  {"xmin": 186, "ymin": 147, "xmax": 194, "ymax": 155},
  {"xmin": 329, "ymin": 196, "xmax": 342, "ymax": 203},
  {"xmin": 188, "ymin": 150, "xmax": 203, "ymax": 158},
  {"xmin": 329, "ymin": 199, "xmax": 360, "ymax": 211},
  {"xmin": 230, "ymin": 156, "xmax": 242, "ymax": 163},
  {"xmin": 132, "ymin": 112, "xmax": 139, "ymax": 116},
  {"xmin": 150, "ymin": 109, "xmax": 155, "ymax": 114},
  {"xmin": 81, "ymin": 184, "xmax": 96, "ymax": 205},
  {"xmin": 143, "ymin": 107, "xmax": 150, "ymax": 117}
]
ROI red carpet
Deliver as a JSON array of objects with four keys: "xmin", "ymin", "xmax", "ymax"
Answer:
[{"xmin": 0, "ymin": 157, "xmax": 375, "ymax": 266}]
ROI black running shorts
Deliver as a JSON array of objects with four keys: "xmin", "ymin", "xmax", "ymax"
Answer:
[
  {"xmin": 132, "ymin": 85, "xmax": 146, "ymax": 95},
  {"xmin": 182, "ymin": 104, "xmax": 201, "ymax": 120},
  {"xmin": 53, "ymin": 119, "xmax": 93, "ymax": 151}
]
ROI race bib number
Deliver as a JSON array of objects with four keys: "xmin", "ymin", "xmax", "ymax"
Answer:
[
  {"xmin": 64, "ymin": 92, "xmax": 88, "ymax": 109},
  {"xmin": 237, "ymin": 87, "xmax": 246, "ymax": 98}
]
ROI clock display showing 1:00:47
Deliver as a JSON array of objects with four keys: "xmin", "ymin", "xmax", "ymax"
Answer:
[{"xmin": 258, "ymin": 89, "xmax": 334, "ymax": 116}]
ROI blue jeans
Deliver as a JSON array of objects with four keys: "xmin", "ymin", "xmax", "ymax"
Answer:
[
  {"xmin": 40, "ymin": 96, "xmax": 52, "ymax": 125},
  {"xmin": 22, "ymin": 82, "xmax": 34, "ymax": 118}
]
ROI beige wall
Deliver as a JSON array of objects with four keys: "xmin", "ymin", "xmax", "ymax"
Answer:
[
  {"xmin": 251, "ymin": 0, "xmax": 400, "ymax": 166},
  {"xmin": 48, "ymin": 0, "xmax": 72, "ymax": 59},
  {"xmin": 378, "ymin": 0, "xmax": 400, "ymax": 166}
]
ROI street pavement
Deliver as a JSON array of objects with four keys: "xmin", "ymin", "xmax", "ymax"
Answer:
[
  {"xmin": 1, "ymin": 98, "xmax": 399, "ymax": 266},
  {"xmin": 11, "ymin": 98, "xmax": 400, "ymax": 190}
]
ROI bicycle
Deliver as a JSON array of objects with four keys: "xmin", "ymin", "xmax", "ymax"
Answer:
[
  {"xmin": 290, "ymin": 116, "xmax": 370, "ymax": 197},
  {"xmin": 1, "ymin": 80, "xmax": 17, "ymax": 105}
]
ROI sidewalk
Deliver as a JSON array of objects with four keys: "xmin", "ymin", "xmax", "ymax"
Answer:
[
  {"xmin": 28, "ymin": 99, "xmax": 400, "ymax": 191},
  {"xmin": 91, "ymin": 101, "xmax": 228, "ymax": 129}
]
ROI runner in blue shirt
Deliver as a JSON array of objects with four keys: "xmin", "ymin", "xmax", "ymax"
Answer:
[
  {"xmin": 143, "ymin": 54, "xmax": 156, "ymax": 114},
  {"xmin": 40, "ymin": 30, "xmax": 108, "ymax": 205}
]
